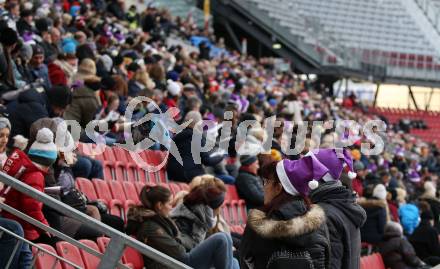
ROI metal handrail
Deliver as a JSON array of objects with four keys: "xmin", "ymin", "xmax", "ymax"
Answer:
[
  {"xmin": 0, "ymin": 225, "xmax": 82, "ymax": 269},
  {"xmin": 0, "ymin": 171, "xmax": 191, "ymax": 269}
]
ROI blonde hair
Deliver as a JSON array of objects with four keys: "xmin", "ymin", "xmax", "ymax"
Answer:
[{"xmin": 134, "ymin": 70, "xmax": 155, "ymax": 90}]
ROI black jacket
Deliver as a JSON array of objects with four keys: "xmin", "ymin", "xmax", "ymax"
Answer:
[
  {"xmin": 310, "ymin": 182, "xmax": 366, "ymax": 269},
  {"xmin": 420, "ymin": 195, "xmax": 440, "ymax": 233},
  {"xmin": 126, "ymin": 207, "xmax": 187, "ymax": 269},
  {"xmin": 167, "ymin": 128, "xmax": 224, "ymax": 183},
  {"xmin": 235, "ymin": 169, "xmax": 264, "ymax": 210},
  {"xmin": 240, "ymin": 198, "xmax": 330, "ymax": 269},
  {"xmin": 359, "ymin": 198, "xmax": 387, "ymax": 244},
  {"xmin": 410, "ymin": 220, "xmax": 440, "ymax": 260},
  {"xmin": 7, "ymin": 89, "xmax": 49, "ymax": 140},
  {"xmin": 379, "ymin": 226, "xmax": 424, "ymax": 269}
]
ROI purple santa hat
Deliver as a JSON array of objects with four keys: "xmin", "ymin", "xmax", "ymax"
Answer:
[
  {"xmin": 276, "ymin": 155, "xmax": 329, "ymax": 196},
  {"xmin": 307, "ymin": 148, "xmax": 357, "ymax": 184}
]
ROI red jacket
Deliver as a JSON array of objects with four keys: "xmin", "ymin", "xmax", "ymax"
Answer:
[{"xmin": 2, "ymin": 149, "xmax": 49, "ymax": 240}]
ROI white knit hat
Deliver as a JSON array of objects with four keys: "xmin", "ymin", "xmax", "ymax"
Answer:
[
  {"xmin": 28, "ymin": 128, "xmax": 58, "ymax": 167},
  {"xmin": 372, "ymin": 184, "xmax": 387, "ymax": 200},
  {"xmin": 424, "ymin": 181, "xmax": 436, "ymax": 197},
  {"xmin": 167, "ymin": 79, "xmax": 181, "ymax": 97}
]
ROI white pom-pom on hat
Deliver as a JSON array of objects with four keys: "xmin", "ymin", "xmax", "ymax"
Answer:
[
  {"xmin": 36, "ymin": 128, "xmax": 54, "ymax": 144},
  {"xmin": 13, "ymin": 135, "xmax": 28, "ymax": 151},
  {"xmin": 348, "ymin": 171, "xmax": 357, "ymax": 179},
  {"xmin": 308, "ymin": 180, "xmax": 319, "ymax": 190}
]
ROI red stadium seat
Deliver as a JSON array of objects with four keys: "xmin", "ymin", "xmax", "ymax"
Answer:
[
  {"xmin": 124, "ymin": 200, "xmax": 137, "ymax": 221},
  {"xmin": 109, "ymin": 180, "xmax": 127, "ymax": 202},
  {"xmin": 226, "ymin": 185, "xmax": 239, "ymax": 201},
  {"xmin": 222, "ymin": 201, "xmax": 232, "ymax": 225},
  {"xmin": 178, "ymin": 183, "xmax": 190, "ymax": 191},
  {"xmin": 136, "ymin": 168, "xmax": 148, "ymax": 183},
  {"xmin": 126, "ymin": 164, "xmax": 138, "ymax": 182},
  {"xmin": 360, "ymin": 253, "xmax": 385, "ymax": 269},
  {"xmin": 92, "ymin": 179, "xmax": 114, "ymax": 204},
  {"xmin": 122, "ymin": 181, "xmax": 140, "ymax": 204},
  {"xmin": 238, "ymin": 200, "xmax": 247, "ymax": 224},
  {"xmin": 135, "ymin": 182, "xmax": 146, "ymax": 194},
  {"xmin": 168, "ymin": 182, "xmax": 181, "ymax": 196},
  {"xmin": 78, "ymin": 240, "xmax": 101, "ymax": 269},
  {"xmin": 114, "ymin": 164, "xmax": 126, "ymax": 181},
  {"xmin": 56, "ymin": 241, "xmax": 85, "ymax": 269},
  {"xmin": 75, "ymin": 177, "xmax": 98, "ymax": 201},
  {"xmin": 230, "ymin": 200, "xmax": 240, "ymax": 225},
  {"xmin": 123, "ymin": 244, "xmax": 145, "ymax": 269},
  {"xmin": 103, "ymin": 163, "xmax": 114, "ymax": 181},
  {"xmin": 109, "ymin": 199, "xmax": 124, "ymax": 219},
  {"xmin": 33, "ymin": 244, "xmax": 62, "ymax": 269}
]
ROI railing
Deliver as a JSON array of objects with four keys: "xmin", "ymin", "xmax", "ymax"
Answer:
[{"xmin": 0, "ymin": 171, "xmax": 191, "ymax": 269}]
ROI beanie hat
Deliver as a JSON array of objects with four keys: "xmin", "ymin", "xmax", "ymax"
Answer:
[
  {"xmin": 424, "ymin": 181, "xmax": 436, "ymax": 197},
  {"xmin": 28, "ymin": 128, "xmax": 57, "ymax": 167},
  {"xmin": 32, "ymin": 45, "xmax": 44, "ymax": 56},
  {"xmin": 0, "ymin": 117, "xmax": 11, "ymax": 130},
  {"xmin": 240, "ymin": 155, "xmax": 257, "ymax": 166},
  {"xmin": 99, "ymin": 55, "xmax": 113, "ymax": 73},
  {"xmin": 0, "ymin": 28, "xmax": 18, "ymax": 47},
  {"xmin": 19, "ymin": 43, "xmax": 33, "ymax": 62},
  {"xmin": 351, "ymin": 149, "xmax": 361, "ymax": 161},
  {"xmin": 47, "ymin": 86, "xmax": 72, "ymax": 108},
  {"xmin": 409, "ymin": 170, "xmax": 421, "ymax": 183},
  {"xmin": 276, "ymin": 155, "xmax": 329, "ymax": 196},
  {"xmin": 372, "ymin": 184, "xmax": 387, "ymax": 200},
  {"xmin": 62, "ymin": 41, "xmax": 77, "ymax": 55},
  {"xmin": 167, "ymin": 79, "xmax": 181, "ymax": 97},
  {"xmin": 307, "ymin": 148, "xmax": 356, "ymax": 182},
  {"xmin": 78, "ymin": 58, "xmax": 97, "ymax": 76},
  {"xmin": 101, "ymin": 76, "xmax": 116, "ymax": 91},
  {"xmin": 354, "ymin": 161, "xmax": 365, "ymax": 172},
  {"xmin": 167, "ymin": 71, "xmax": 179, "ymax": 81},
  {"xmin": 270, "ymin": 149, "xmax": 282, "ymax": 162}
]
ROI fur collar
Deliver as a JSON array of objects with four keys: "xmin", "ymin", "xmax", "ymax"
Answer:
[
  {"xmin": 248, "ymin": 205, "xmax": 325, "ymax": 238},
  {"xmin": 357, "ymin": 197, "xmax": 387, "ymax": 208}
]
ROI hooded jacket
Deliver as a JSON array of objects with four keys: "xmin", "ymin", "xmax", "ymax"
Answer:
[
  {"xmin": 2, "ymin": 149, "xmax": 49, "ymax": 240},
  {"xmin": 358, "ymin": 197, "xmax": 388, "ymax": 244},
  {"xmin": 63, "ymin": 83, "xmax": 100, "ymax": 130},
  {"xmin": 310, "ymin": 181, "xmax": 366, "ymax": 269},
  {"xmin": 379, "ymin": 223, "xmax": 424, "ymax": 269},
  {"xmin": 240, "ymin": 198, "xmax": 330, "ymax": 269},
  {"xmin": 419, "ymin": 194, "xmax": 440, "ymax": 233},
  {"xmin": 410, "ymin": 220, "xmax": 440, "ymax": 260},
  {"xmin": 126, "ymin": 206, "xmax": 187, "ymax": 269},
  {"xmin": 170, "ymin": 203, "xmax": 215, "ymax": 250},
  {"xmin": 167, "ymin": 128, "xmax": 224, "ymax": 182}
]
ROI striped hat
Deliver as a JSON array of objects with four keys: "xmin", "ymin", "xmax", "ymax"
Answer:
[{"xmin": 28, "ymin": 128, "xmax": 57, "ymax": 167}]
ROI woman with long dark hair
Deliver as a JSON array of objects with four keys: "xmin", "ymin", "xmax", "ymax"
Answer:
[
  {"xmin": 240, "ymin": 156, "xmax": 331, "ymax": 269},
  {"xmin": 127, "ymin": 185, "xmax": 239, "ymax": 269}
]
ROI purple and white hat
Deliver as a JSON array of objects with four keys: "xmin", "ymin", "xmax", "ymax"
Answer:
[
  {"xmin": 276, "ymin": 155, "xmax": 329, "ymax": 196},
  {"xmin": 307, "ymin": 148, "xmax": 357, "ymax": 183}
]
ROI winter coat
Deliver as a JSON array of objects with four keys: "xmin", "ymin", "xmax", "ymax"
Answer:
[
  {"xmin": 240, "ymin": 198, "xmax": 330, "ymax": 269},
  {"xmin": 235, "ymin": 169, "xmax": 264, "ymax": 210},
  {"xmin": 7, "ymin": 88, "xmax": 49, "ymax": 141},
  {"xmin": 379, "ymin": 224, "xmax": 424, "ymax": 269},
  {"xmin": 170, "ymin": 203, "xmax": 215, "ymax": 250},
  {"xmin": 63, "ymin": 85, "xmax": 100, "ymax": 130},
  {"xmin": 410, "ymin": 220, "xmax": 440, "ymax": 260},
  {"xmin": 358, "ymin": 198, "xmax": 388, "ymax": 244},
  {"xmin": 420, "ymin": 195, "xmax": 440, "ymax": 233},
  {"xmin": 310, "ymin": 181, "xmax": 367, "ymax": 269},
  {"xmin": 126, "ymin": 206, "xmax": 187, "ymax": 269},
  {"xmin": 1, "ymin": 149, "xmax": 49, "ymax": 240},
  {"xmin": 167, "ymin": 128, "xmax": 224, "ymax": 183}
]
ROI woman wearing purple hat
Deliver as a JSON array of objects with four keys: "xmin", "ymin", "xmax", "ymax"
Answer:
[
  {"xmin": 239, "ymin": 156, "xmax": 330, "ymax": 269},
  {"xmin": 307, "ymin": 149, "xmax": 366, "ymax": 269}
]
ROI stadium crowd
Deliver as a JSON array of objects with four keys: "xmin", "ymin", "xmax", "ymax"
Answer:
[{"xmin": 0, "ymin": 0, "xmax": 440, "ymax": 269}]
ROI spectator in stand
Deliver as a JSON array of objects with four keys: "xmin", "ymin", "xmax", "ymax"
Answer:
[
  {"xmin": 235, "ymin": 155, "xmax": 264, "ymax": 210},
  {"xmin": 29, "ymin": 45, "xmax": 51, "ymax": 90},
  {"xmin": 419, "ymin": 181, "xmax": 440, "ymax": 232},
  {"xmin": 308, "ymin": 149, "xmax": 366, "ymax": 269},
  {"xmin": 2, "ymin": 128, "xmax": 57, "ymax": 241},
  {"xmin": 0, "ymin": 27, "xmax": 19, "ymax": 93},
  {"xmin": 167, "ymin": 111, "xmax": 224, "ymax": 183},
  {"xmin": 387, "ymin": 188, "xmax": 400, "ymax": 223},
  {"xmin": 0, "ymin": 117, "xmax": 10, "ymax": 168},
  {"xmin": 7, "ymin": 85, "xmax": 71, "ymax": 143},
  {"xmin": 171, "ymin": 178, "xmax": 226, "ymax": 250},
  {"xmin": 240, "ymin": 157, "xmax": 330, "ymax": 269},
  {"xmin": 410, "ymin": 201, "xmax": 440, "ymax": 266},
  {"xmin": 0, "ymin": 217, "xmax": 33, "ymax": 268},
  {"xmin": 126, "ymin": 185, "xmax": 239, "ymax": 269},
  {"xmin": 359, "ymin": 184, "xmax": 388, "ymax": 244},
  {"xmin": 379, "ymin": 221, "xmax": 426, "ymax": 269},
  {"xmin": 16, "ymin": 9, "xmax": 33, "ymax": 36},
  {"xmin": 352, "ymin": 160, "xmax": 366, "ymax": 196}
]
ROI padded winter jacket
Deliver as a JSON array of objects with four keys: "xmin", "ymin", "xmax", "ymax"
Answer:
[{"xmin": 2, "ymin": 149, "xmax": 49, "ymax": 240}]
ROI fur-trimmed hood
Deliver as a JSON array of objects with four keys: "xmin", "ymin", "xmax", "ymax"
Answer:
[
  {"xmin": 127, "ymin": 206, "xmax": 157, "ymax": 223},
  {"xmin": 357, "ymin": 197, "xmax": 388, "ymax": 209},
  {"xmin": 248, "ymin": 205, "xmax": 326, "ymax": 238}
]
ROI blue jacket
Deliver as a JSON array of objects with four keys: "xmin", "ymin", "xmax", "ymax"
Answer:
[{"xmin": 399, "ymin": 204, "xmax": 420, "ymax": 235}]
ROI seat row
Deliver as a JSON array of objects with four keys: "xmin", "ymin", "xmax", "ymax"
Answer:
[
  {"xmin": 33, "ymin": 238, "xmax": 144, "ymax": 269},
  {"xmin": 75, "ymin": 178, "xmax": 247, "ymax": 228},
  {"xmin": 360, "ymin": 253, "xmax": 385, "ymax": 269}
]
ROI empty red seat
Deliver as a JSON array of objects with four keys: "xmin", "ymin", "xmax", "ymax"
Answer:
[
  {"xmin": 168, "ymin": 183, "xmax": 181, "ymax": 196},
  {"xmin": 123, "ymin": 245, "xmax": 144, "ymax": 269},
  {"xmin": 122, "ymin": 181, "xmax": 140, "ymax": 204},
  {"xmin": 78, "ymin": 240, "xmax": 101, "ymax": 269},
  {"xmin": 75, "ymin": 177, "xmax": 98, "ymax": 201},
  {"xmin": 93, "ymin": 179, "xmax": 113, "ymax": 204},
  {"xmin": 114, "ymin": 164, "xmax": 126, "ymax": 181},
  {"xmin": 360, "ymin": 253, "xmax": 386, "ymax": 269},
  {"xmin": 230, "ymin": 200, "xmax": 240, "ymax": 225},
  {"xmin": 56, "ymin": 241, "xmax": 85, "ymax": 269},
  {"xmin": 226, "ymin": 185, "xmax": 239, "ymax": 201},
  {"xmin": 103, "ymin": 163, "xmax": 114, "ymax": 181},
  {"xmin": 136, "ymin": 168, "xmax": 148, "ymax": 183},
  {"xmin": 126, "ymin": 164, "xmax": 138, "ymax": 182},
  {"xmin": 238, "ymin": 200, "xmax": 247, "ymax": 224},
  {"xmin": 178, "ymin": 183, "xmax": 189, "ymax": 191},
  {"xmin": 222, "ymin": 201, "xmax": 232, "ymax": 225},
  {"xmin": 135, "ymin": 182, "xmax": 146, "ymax": 194},
  {"xmin": 33, "ymin": 244, "xmax": 62, "ymax": 269},
  {"xmin": 109, "ymin": 199, "xmax": 124, "ymax": 219},
  {"xmin": 109, "ymin": 180, "xmax": 127, "ymax": 202}
]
